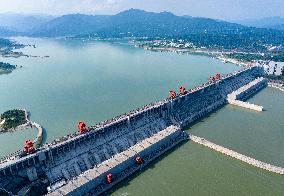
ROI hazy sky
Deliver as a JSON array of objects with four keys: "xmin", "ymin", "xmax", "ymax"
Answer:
[{"xmin": 0, "ymin": 0, "xmax": 283, "ymax": 20}]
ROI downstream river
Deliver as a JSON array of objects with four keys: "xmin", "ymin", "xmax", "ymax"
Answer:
[{"xmin": 0, "ymin": 37, "xmax": 283, "ymax": 195}]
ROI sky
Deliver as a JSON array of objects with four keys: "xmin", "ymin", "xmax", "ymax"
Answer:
[{"xmin": 0, "ymin": 0, "xmax": 283, "ymax": 20}]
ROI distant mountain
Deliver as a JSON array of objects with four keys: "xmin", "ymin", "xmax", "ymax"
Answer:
[
  {"xmin": 0, "ymin": 13, "xmax": 55, "ymax": 33},
  {"xmin": 235, "ymin": 16, "xmax": 284, "ymax": 29},
  {"xmin": 34, "ymin": 14, "xmax": 109, "ymax": 37},
  {"xmin": 1, "ymin": 9, "xmax": 284, "ymax": 52},
  {"xmin": 33, "ymin": 9, "xmax": 245, "ymax": 37}
]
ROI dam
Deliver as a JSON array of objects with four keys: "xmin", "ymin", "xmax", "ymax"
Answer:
[{"xmin": 0, "ymin": 66, "xmax": 265, "ymax": 195}]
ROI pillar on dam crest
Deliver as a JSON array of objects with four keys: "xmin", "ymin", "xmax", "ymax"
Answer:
[{"xmin": 127, "ymin": 116, "xmax": 131, "ymax": 127}]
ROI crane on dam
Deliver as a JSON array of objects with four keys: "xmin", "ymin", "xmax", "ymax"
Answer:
[{"xmin": 77, "ymin": 121, "xmax": 87, "ymax": 134}]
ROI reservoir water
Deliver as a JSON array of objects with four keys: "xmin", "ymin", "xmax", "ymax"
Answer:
[
  {"xmin": 0, "ymin": 37, "xmax": 283, "ymax": 195},
  {"xmin": 110, "ymin": 88, "xmax": 284, "ymax": 196}
]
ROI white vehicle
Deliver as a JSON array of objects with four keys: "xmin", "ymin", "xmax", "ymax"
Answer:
[{"xmin": 47, "ymin": 178, "xmax": 67, "ymax": 193}]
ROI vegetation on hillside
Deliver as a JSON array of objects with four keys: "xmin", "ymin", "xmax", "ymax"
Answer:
[
  {"xmin": 0, "ymin": 9, "xmax": 283, "ymax": 60},
  {"xmin": 30, "ymin": 9, "xmax": 284, "ymax": 54}
]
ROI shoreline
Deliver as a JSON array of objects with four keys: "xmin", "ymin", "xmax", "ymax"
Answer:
[
  {"xmin": 138, "ymin": 45, "xmax": 284, "ymax": 85},
  {"xmin": 134, "ymin": 44, "xmax": 252, "ymax": 68},
  {"xmin": 268, "ymin": 82, "xmax": 284, "ymax": 92}
]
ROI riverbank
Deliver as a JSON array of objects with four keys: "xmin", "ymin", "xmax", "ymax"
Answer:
[
  {"xmin": 268, "ymin": 82, "xmax": 284, "ymax": 92},
  {"xmin": 0, "ymin": 37, "xmax": 49, "ymax": 59},
  {"xmin": 0, "ymin": 38, "xmax": 25, "ymax": 58},
  {"xmin": 133, "ymin": 42, "xmax": 251, "ymax": 68},
  {"xmin": 1, "ymin": 47, "xmax": 49, "ymax": 58}
]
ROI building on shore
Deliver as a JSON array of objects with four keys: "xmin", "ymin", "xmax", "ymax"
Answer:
[{"xmin": 259, "ymin": 61, "xmax": 284, "ymax": 76}]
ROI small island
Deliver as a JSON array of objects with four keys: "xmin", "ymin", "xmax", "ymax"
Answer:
[
  {"xmin": 0, "ymin": 109, "xmax": 44, "ymax": 148},
  {"xmin": 0, "ymin": 62, "xmax": 18, "ymax": 74},
  {"xmin": 0, "ymin": 109, "xmax": 27, "ymax": 131}
]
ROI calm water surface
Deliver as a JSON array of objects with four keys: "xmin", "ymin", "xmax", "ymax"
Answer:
[{"xmin": 0, "ymin": 37, "xmax": 283, "ymax": 195}]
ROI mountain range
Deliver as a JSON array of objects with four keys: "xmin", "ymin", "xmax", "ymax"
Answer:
[
  {"xmin": 0, "ymin": 9, "xmax": 283, "ymax": 37},
  {"xmin": 26, "ymin": 9, "xmax": 246, "ymax": 37},
  {"xmin": 0, "ymin": 9, "xmax": 279, "ymax": 37},
  {"xmin": 0, "ymin": 9, "xmax": 283, "ymax": 52},
  {"xmin": 0, "ymin": 13, "xmax": 55, "ymax": 34}
]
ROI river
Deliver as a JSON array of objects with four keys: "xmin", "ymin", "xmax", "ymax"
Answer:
[{"xmin": 0, "ymin": 37, "xmax": 283, "ymax": 195}]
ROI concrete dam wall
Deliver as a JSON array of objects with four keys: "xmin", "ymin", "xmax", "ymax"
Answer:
[{"xmin": 0, "ymin": 66, "xmax": 263, "ymax": 195}]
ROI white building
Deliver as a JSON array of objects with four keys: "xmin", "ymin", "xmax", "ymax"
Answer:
[{"xmin": 261, "ymin": 61, "xmax": 284, "ymax": 76}]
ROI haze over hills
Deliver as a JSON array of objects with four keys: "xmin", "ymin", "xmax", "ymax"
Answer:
[
  {"xmin": 0, "ymin": 26, "xmax": 18, "ymax": 36},
  {"xmin": 34, "ymin": 14, "xmax": 109, "ymax": 37},
  {"xmin": 235, "ymin": 16, "xmax": 284, "ymax": 30},
  {"xmin": 32, "ymin": 9, "xmax": 246, "ymax": 37},
  {"xmin": 0, "ymin": 13, "xmax": 55, "ymax": 33},
  {"xmin": 0, "ymin": 9, "xmax": 283, "ymax": 37}
]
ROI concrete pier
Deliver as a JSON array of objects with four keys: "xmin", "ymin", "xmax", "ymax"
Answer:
[
  {"xmin": 227, "ymin": 77, "xmax": 267, "ymax": 111},
  {"xmin": 227, "ymin": 77, "xmax": 267, "ymax": 100},
  {"xmin": 190, "ymin": 135, "xmax": 284, "ymax": 175},
  {"xmin": 227, "ymin": 99, "xmax": 263, "ymax": 111},
  {"xmin": 22, "ymin": 109, "xmax": 43, "ymax": 147}
]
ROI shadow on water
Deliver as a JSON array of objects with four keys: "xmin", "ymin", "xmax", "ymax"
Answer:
[
  {"xmin": 41, "ymin": 127, "xmax": 47, "ymax": 145},
  {"xmin": 262, "ymin": 109, "xmax": 268, "ymax": 112},
  {"xmin": 105, "ymin": 140, "xmax": 189, "ymax": 196}
]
